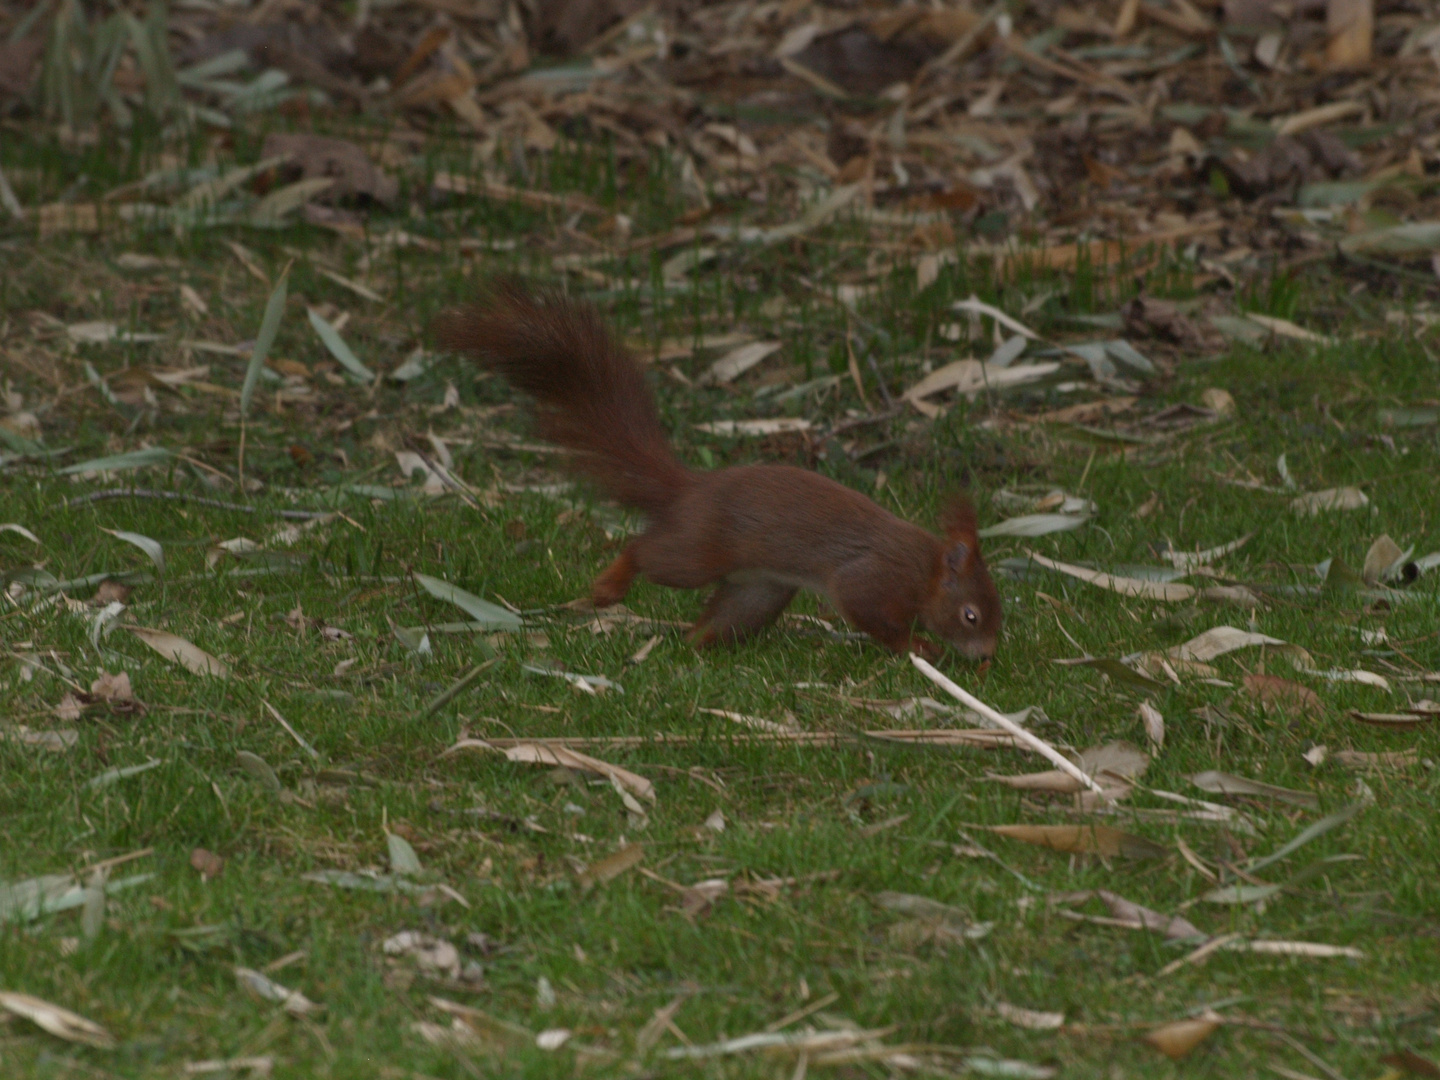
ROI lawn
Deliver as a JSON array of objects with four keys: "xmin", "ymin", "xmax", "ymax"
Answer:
[{"xmin": 2, "ymin": 116, "xmax": 1439, "ymax": 1080}]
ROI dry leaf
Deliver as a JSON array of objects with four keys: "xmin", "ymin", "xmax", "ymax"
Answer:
[
  {"xmin": 1168, "ymin": 625, "xmax": 1302, "ymax": 664},
  {"xmin": 127, "ymin": 627, "xmax": 229, "ymax": 678},
  {"xmin": 1303, "ymin": 667, "xmax": 1390, "ymax": 690},
  {"xmin": 190, "ymin": 848, "xmax": 225, "ymax": 880},
  {"xmin": 260, "ymin": 133, "xmax": 398, "ymax": 206},
  {"xmin": 991, "ymin": 741, "xmax": 1149, "ymax": 794},
  {"xmin": 1026, "ymin": 551, "xmax": 1195, "ymax": 601},
  {"xmin": 1362, "ymin": 534, "xmax": 1407, "ymax": 585},
  {"xmin": 500, "ymin": 743, "xmax": 654, "ymax": 803},
  {"xmin": 1199, "ymin": 388, "xmax": 1235, "ymax": 416},
  {"xmin": 694, "ymin": 418, "xmax": 812, "ymax": 436},
  {"xmin": 383, "ymin": 931, "xmax": 462, "ymax": 978},
  {"xmin": 994, "ymin": 1003, "xmax": 1065, "ymax": 1030},
  {"xmin": 988, "ymin": 824, "xmax": 1167, "ymax": 859},
  {"xmin": 1290, "ymin": 487, "xmax": 1368, "ymax": 515},
  {"xmin": 903, "ymin": 360, "xmax": 1059, "ymax": 406},
  {"xmin": 1349, "ymin": 710, "xmax": 1434, "ymax": 729},
  {"xmin": 1333, "ymin": 749, "xmax": 1418, "ymax": 772},
  {"xmin": 1143, "ymin": 1017, "xmax": 1219, "ymax": 1060},
  {"xmin": 698, "ymin": 341, "xmax": 782, "ymax": 385},
  {"xmin": 234, "ymin": 967, "xmax": 321, "ymax": 1017},
  {"xmin": 1188, "ymin": 771, "xmax": 1318, "ymax": 809},
  {"xmin": 1244, "ymin": 674, "xmax": 1322, "ymax": 717},
  {"xmin": 2, "ymin": 726, "xmax": 78, "ymax": 751},
  {"xmin": 1054, "ymin": 889, "xmax": 1203, "ymax": 939},
  {"xmin": 578, "ymin": 843, "xmax": 644, "ymax": 891},
  {"xmin": 1163, "ymin": 534, "xmax": 1252, "ymax": 570},
  {"xmin": 0, "ymin": 992, "xmax": 116, "ymax": 1049},
  {"xmin": 89, "ymin": 671, "xmax": 134, "ymax": 702},
  {"xmin": 1138, "ymin": 701, "xmax": 1164, "ymax": 747}
]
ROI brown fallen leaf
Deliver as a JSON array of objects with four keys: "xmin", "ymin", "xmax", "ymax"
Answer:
[
  {"xmin": 1123, "ymin": 297, "xmax": 1225, "ymax": 352},
  {"xmin": 1362, "ymin": 534, "xmax": 1405, "ymax": 586},
  {"xmin": 578, "ymin": 843, "xmax": 644, "ymax": 891},
  {"xmin": 261, "ymin": 134, "xmax": 398, "ymax": 206},
  {"xmin": 988, "ymin": 824, "xmax": 1167, "ymax": 859},
  {"xmin": 1199, "ymin": 388, "xmax": 1236, "ymax": 417},
  {"xmin": 1143, "ymin": 1016, "xmax": 1220, "ymax": 1060},
  {"xmin": 1212, "ymin": 130, "xmax": 1359, "ymax": 199},
  {"xmin": 990, "ymin": 742, "xmax": 1149, "ymax": 795},
  {"xmin": 1380, "ymin": 1050, "xmax": 1440, "ymax": 1078},
  {"xmin": 190, "ymin": 848, "xmax": 225, "ymax": 881},
  {"xmin": 127, "ymin": 627, "xmax": 230, "ymax": 678},
  {"xmin": 90, "ymin": 671, "xmax": 134, "ymax": 703},
  {"xmin": 1244, "ymin": 673, "xmax": 1322, "ymax": 717}
]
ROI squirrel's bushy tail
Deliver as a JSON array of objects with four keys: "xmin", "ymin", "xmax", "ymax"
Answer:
[{"xmin": 434, "ymin": 279, "xmax": 691, "ymax": 517}]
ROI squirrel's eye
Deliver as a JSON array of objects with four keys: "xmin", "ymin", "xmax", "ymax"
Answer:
[{"xmin": 962, "ymin": 606, "xmax": 978, "ymax": 625}]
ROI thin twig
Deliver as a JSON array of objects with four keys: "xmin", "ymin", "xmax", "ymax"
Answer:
[
  {"xmin": 60, "ymin": 489, "xmax": 330, "ymax": 520},
  {"xmin": 911, "ymin": 654, "xmax": 1106, "ymax": 794},
  {"xmin": 1271, "ymin": 1032, "xmax": 1348, "ymax": 1080}
]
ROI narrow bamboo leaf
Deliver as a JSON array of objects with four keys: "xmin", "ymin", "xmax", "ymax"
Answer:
[
  {"xmin": 240, "ymin": 265, "xmax": 290, "ymax": 419},
  {"xmin": 58, "ymin": 447, "xmax": 172, "ymax": 475},
  {"xmin": 0, "ymin": 524, "xmax": 41, "ymax": 545},
  {"xmin": 103, "ymin": 528, "xmax": 165, "ymax": 574},
  {"xmin": 307, "ymin": 307, "xmax": 374, "ymax": 382},
  {"xmin": 1246, "ymin": 802, "xmax": 1363, "ymax": 875},
  {"xmin": 413, "ymin": 572, "xmax": 523, "ymax": 630},
  {"xmin": 84, "ymin": 758, "xmax": 162, "ymax": 790}
]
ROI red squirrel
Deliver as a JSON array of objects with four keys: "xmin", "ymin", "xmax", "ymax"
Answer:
[{"xmin": 434, "ymin": 280, "xmax": 1002, "ymax": 660}]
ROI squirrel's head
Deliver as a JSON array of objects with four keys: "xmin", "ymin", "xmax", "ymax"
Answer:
[{"xmin": 921, "ymin": 494, "xmax": 1002, "ymax": 660}]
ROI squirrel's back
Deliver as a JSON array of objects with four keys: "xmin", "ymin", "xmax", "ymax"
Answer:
[{"xmin": 433, "ymin": 280, "xmax": 691, "ymax": 517}]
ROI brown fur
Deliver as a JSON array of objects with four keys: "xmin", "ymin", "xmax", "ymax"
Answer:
[{"xmin": 433, "ymin": 279, "xmax": 1002, "ymax": 659}]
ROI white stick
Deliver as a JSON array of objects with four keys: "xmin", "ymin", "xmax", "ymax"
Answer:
[{"xmin": 910, "ymin": 654, "xmax": 1105, "ymax": 795}]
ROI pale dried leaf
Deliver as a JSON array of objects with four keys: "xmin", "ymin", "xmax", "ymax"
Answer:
[
  {"xmin": 1290, "ymin": 487, "xmax": 1368, "ymax": 515},
  {"xmin": 1026, "ymin": 551, "xmax": 1195, "ymax": 601},
  {"xmin": 0, "ymin": 992, "xmax": 116, "ymax": 1049},
  {"xmin": 128, "ymin": 627, "xmax": 229, "ymax": 677}
]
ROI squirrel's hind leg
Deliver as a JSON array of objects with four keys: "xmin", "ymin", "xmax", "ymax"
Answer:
[
  {"xmin": 591, "ymin": 543, "xmax": 639, "ymax": 607},
  {"xmin": 690, "ymin": 577, "xmax": 797, "ymax": 647}
]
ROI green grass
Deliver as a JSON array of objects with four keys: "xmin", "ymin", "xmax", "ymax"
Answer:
[{"xmin": 2, "ymin": 118, "xmax": 1439, "ymax": 1080}]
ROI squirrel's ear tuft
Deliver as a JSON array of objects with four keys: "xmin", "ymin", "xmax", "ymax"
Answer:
[
  {"xmin": 945, "ymin": 540, "xmax": 971, "ymax": 573},
  {"xmin": 940, "ymin": 494, "xmax": 980, "ymax": 544}
]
